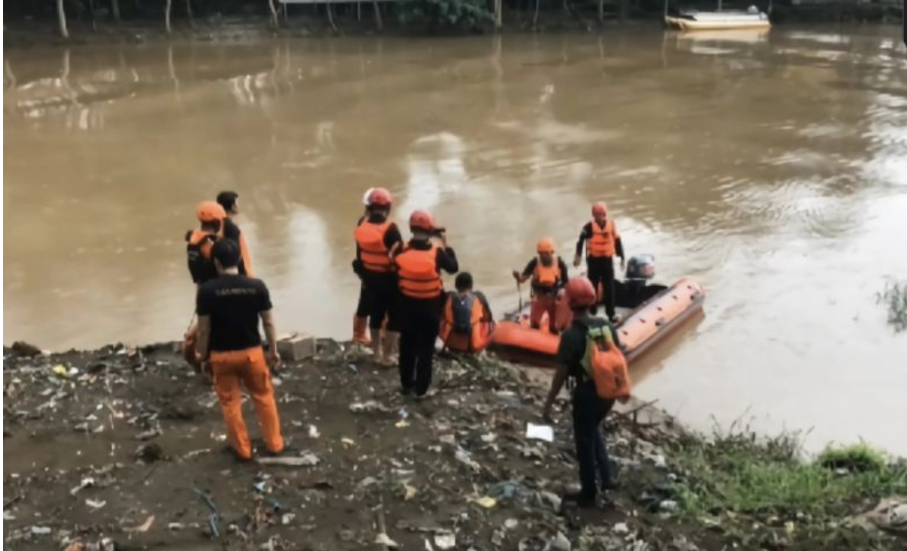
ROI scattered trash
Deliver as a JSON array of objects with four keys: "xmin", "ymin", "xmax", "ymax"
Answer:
[
  {"xmin": 194, "ymin": 488, "xmax": 221, "ymax": 538},
  {"xmin": 258, "ymin": 453, "xmax": 320, "ymax": 467},
  {"xmin": 395, "ymin": 420, "xmax": 411, "ymax": 428},
  {"xmin": 471, "ymin": 496, "xmax": 497, "ymax": 508},
  {"xmin": 454, "ymin": 447, "xmax": 481, "ymax": 472},
  {"xmin": 253, "ymin": 481, "xmax": 268, "ymax": 492},
  {"xmin": 400, "ymin": 483, "xmax": 418, "ymax": 501},
  {"xmin": 308, "ymin": 425, "xmax": 321, "ymax": 438},
  {"xmin": 550, "ymin": 531, "xmax": 571, "ymax": 551},
  {"xmin": 30, "ymin": 526, "xmax": 52, "ymax": 536},
  {"xmin": 481, "ymin": 433, "xmax": 497, "ymax": 443},
  {"xmin": 124, "ymin": 515, "xmax": 155, "ymax": 533},
  {"xmin": 85, "ymin": 499, "xmax": 106, "ymax": 510},
  {"xmin": 168, "ymin": 523, "xmax": 186, "ymax": 531},
  {"xmin": 504, "ymin": 518, "xmax": 519, "ymax": 530},
  {"xmin": 659, "ymin": 500, "xmax": 679, "ymax": 513},
  {"xmin": 70, "ymin": 477, "xmax": 95, "ymax": 496},
  {"xmin": 439, "ymin": 434, "xmax": 457, "ymax": 446},
  {"xmin": 341, "ymin": 437, "xmax": 356, "ymax": 447},
  {"xmin": 281, "ymin": 513, "xmax": 296, "ymax": 525},
  {"xmin": 350, "ymin": 401, "xmax": 388, "ymax": 414},
  {"xmin": 526, "ymin": 423, "xmax": 554, "ymax": 443},
  {"xmin": 375, "ymin": 533, "xmax": 400, "ymax": 548},
  {"xmin": 135, "ymin": 443, "xmax": 163, "ymax": 463},
  {"xmin": 136, "ymin": 428, "xmax": 161, "ymax": 441},
  {"xmin": 613, "ymin": 522, "xmax": 630, "ymax": 534},
  {"xmin": 434, "ymin": 531, "xmax": 456, "ymax": 550}
]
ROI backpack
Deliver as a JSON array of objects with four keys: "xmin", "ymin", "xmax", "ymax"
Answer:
[
  {"xmin": 451, "ymin": 294, "xmax": 476, "ymax": 335},
  {"xmin": 186, "ymin": 230, "xmax": 218, "ymax": 284},
  {"xmin": 580, "ymin": 322, "xmax": 632, "ymax": 400}
]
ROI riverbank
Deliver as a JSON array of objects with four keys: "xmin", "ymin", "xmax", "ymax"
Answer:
[
  {"xmin": 3, "ymin": 340, "xmax": 906, "ymax": 550},
  {"xmin": 3, "ymin": 4, "xmax": 902, "ymax": 49}
]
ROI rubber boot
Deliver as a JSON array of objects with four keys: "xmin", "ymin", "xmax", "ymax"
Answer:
[
  {"xmin": 381, "ymin": 331, "xmax": 400, "ymax": 367},
  {"xmin": 370, "ymin": 328, "xmax": 384, "ymax": 362},
  {"xmin": 353, "ymin": 315, "xmax": 371, "ymax": 345}
]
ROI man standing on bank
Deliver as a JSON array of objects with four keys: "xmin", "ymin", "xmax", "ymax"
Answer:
[
  {"xmin": 195, "ymin": 239, "xmax": 284, "ymax": 461},
  {"xmin": 574, "ymin": 202, "xmax": 625, "ymax": 323}
]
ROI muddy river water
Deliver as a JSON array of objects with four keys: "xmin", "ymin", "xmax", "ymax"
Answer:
[{"xmin": 4, "ymin": 27, "xmax": 906, "ymax": 455}]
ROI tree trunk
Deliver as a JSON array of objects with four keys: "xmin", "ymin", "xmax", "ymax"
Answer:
[
  {"xmin": 267, "ymin": 0, "xmax": 279, "ymax": 28},
  {"xmin": 186, "ymin": 0, "xmax": 194, "ymax": 27},
  {"xmin": 533, "ymin": 0, "xmax": 540, "ymax": 29},
  {"xmin": 598, "ymin": 0, "xmax": 603, "ymax": 22},
  {"xmin": 88, "ymin": 0, "xmax": 97, "ymax": 29},
  {"xmin": 57, "ymin": 0, "xmax": 70, "ymax": 38},
  {"xmin": 494, "ymin": 0, "xmax": 502, "ymax": 29},
  {"xmin": 111, "ymin": 0, "xmax": 121, "ymax": 21},
  {"xmin": 165, "ymin": 0, "xmax": 172, "ymax": 33},
  {"xmin": 372, "ymin": 0, "xmax": 383, "ymax": 31},
  {"xmin": 326, "ymin": 2, "xmax": 338, "ymax": 32}
]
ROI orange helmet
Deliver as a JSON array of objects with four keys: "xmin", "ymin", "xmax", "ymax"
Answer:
[
  {"xmin": 197, "ymin": 201, "xmax": 227, "ymax": 223},
  {"xmin": 537, "ymin": 237, "xmax": 556, "ymax": 254},
  {"xmin": 566, "ymin": 277, "xmax": 597, "ymax": 308},
  {"xmin": 409, "ymin": 210, "xmax": 435, "ymax": 232},
  {"xmin": 592, "ymin": 202, "xmax": 608, "ymax": 217},
  {"xmin": 368, "ymin": 187, "xmax": 392, "ymax": 208}
]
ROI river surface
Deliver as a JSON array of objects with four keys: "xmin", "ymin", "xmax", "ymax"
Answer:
[{"xmin": 4, "ymin": 27, "xmax": 906, "ymax": 455}]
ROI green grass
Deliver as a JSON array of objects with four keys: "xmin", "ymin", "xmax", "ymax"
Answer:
[
  {"xmin": 672, "ymin": 432, "xmax": 907, "ymax": 519},
  {"xmin": 877, "ymin": 280, "xmax": 907, "ymax": 333}
]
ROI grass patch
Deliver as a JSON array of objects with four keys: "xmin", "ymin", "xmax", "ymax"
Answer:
[
  {"xmin": 877, "ymin": 280, "xmax": 907, "ymax": 333},
  {"xmin": 672, "ymin": 431, "xmax": 907, "ymax": 520}
]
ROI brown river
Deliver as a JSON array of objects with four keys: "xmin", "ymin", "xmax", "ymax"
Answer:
[{"xmin": 4, "ymin": 27, "xmax": 906, "ymax": 455}]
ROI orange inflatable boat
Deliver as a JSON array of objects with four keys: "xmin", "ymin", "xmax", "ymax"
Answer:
[{"xmin": 491, "ymin": 256, "xmax": 705, "ymax": 367}]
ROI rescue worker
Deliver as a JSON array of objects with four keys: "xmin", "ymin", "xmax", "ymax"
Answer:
[
  {"xmin": 353, "ymin": 187, "xmax": 404, "ymax": 364},
  {"xmin": 183, "ymin": 201, "xmax": 228, "ymax": 368},
  {"xmin": 512, "ymin": 238, "xmax": 570, "ymax": 334},
  {"xmin": 543, "ymin": 277, "xmax": 620, "ymax": 508},
  {"xmin": 186, "ymin": 201, "xmax": 227, "ymax": 286},
  {"xmin": 394, "ymin": 210, "xmax": 458, "ymax": 397},
  {"xmin": 574, "ymin": 202, "xmax": 625, "ymax": 322},
  {"xmin": 195, "ymin": 239, "xmax": 284, "ymax": 461},
  {"xmin": 439, "ymin": 272, "xmax": 495, "ymax": 353},
  {"xmin": 216, "ymin": 191, "xmax": 254, "ymax": 277}
]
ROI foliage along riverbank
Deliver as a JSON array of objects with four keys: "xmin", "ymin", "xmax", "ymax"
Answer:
[
  {"xmin": 3, "ymin": 339, "xmax": 906, "ymax": 550},
  {"xmin": 3, "ymin": 0, "xmax": 902, "ymax": 47}
]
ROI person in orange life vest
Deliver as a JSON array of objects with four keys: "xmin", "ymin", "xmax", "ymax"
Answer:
[
  {"xmin": 574, "ymin": 202, "xmax": 625, "ymax": 323},
  {"xmin": 543, "ymin": 277, "xmax": 622, "ymax": 508},
  {"xmin": 512, "ymin": 238, "xmax": 570, "ymax": 334},
  {"xmin": 352, "ymin": 187, "xmax": 404, "ymax": 364},
  {"xmin": 183, "ymin": 201, "xmax": 228, "ymax": 369},
  {"xmin": 195, "ymin": 239, "xmax": 284, "ymax": 461},
  {"xmin": 440, "ymin": 272, "xmax": 495, "ymax": 353},
  {"xmin": 394, "ymin": 210, "xmax": 458, "ymax": 397},
  {"xmin": 217, "ymin": 191, "xmax": 254, "ymax": 278}
]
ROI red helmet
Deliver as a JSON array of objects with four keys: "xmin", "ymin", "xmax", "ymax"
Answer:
[
  {"xmin": 592, "ymin": 202, "xmax": 608, "ymax": 217},
  {"xmin": 537, "ymin": 237, "xmax": 556, "ymax": 254},
  {"xmin": 368, "ymin": 187, "xmax": 392, "ymax": 208},
  {"xmin": 197, "ymin": 201, "xmax": 227, "ymax": 223},
  {"xmin": 566, "ymin": 277, "xmax": 597, "ymax": 308},
  {"xmin": 409, "ymin": 210, "xmax": 435, "ymax": 231}
]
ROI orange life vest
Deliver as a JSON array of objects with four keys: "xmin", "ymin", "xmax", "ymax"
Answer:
[
  {"xmin": 587, "ymin": 219, "xmax": 617, "ymax": 258},
  {"xmin": 355, "ymin": 220, "xmax": 393, "ymax": 273},
  {"xmin": 440, "ymin": 292, "xmax": 494, "ymax": 353},
  {"xmin": 396, "ymin": 245, "xmax": 443, "ymax": 299},
  {"xmin": 186, "ymin": 229, "xmax": 219, "ymax": 284},
  {"xmin": 533, "ymin": 256, "xmax": 562, "ymax": 289}
]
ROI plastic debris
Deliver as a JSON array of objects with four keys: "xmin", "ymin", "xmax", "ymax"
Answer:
[
  {"xmin": 434, "ymin": 531, "xmax": 456, "ymax": 550},
  {"xmin": 124, "ymin": 515, "xmax": 155, "ymax": 533},
  {"xmin": 70, "ymin": 477, "xmax": 95, "ymax": 496},
  {"xmin": 31, "ymin": 526, "xmax": 52, "ymax": 536},
  {"xmin": 308, "ymin": 425, "xmax": 321, "ymax": 438},
  {"xmin": 613, "ymin": 522, "xmax": 630, "ymax": 534},
  {"xmin": 454, "ymin": 447, "xmax": 480, "ymax": 472},
  {"xmin": 258, "ymin": 453, "xmax": 320, "ymax": 467},
  {"xmin": 85, "ymin": 499, "xmax": 107, "ymax": 510},
  {"xmin": 526, "ymin": 423, "xmax": 554, "ymax": 443},
  {"xmin": 550, "ymin": 531, "xmax": 571, "ymax": 551},
  {"xmin": 472, "ymin": 496, "xmax": 497, "ymax": 508}
]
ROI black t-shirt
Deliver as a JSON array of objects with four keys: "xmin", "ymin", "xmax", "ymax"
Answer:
[
  {"xmin": 196, "ymin": 274, "xmax": 272, "ymax": 352},
  {"xmin": 222, "ymin": 217, "xmax": 248, "ymax": 276},
  {"xmin": 556, "ymin": 315, "xmax": 621, "ymax": 379}
]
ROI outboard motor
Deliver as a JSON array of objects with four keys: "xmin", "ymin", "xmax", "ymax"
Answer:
[{"xmin": 626, "ymin": 254, "xmax": 656, "ymax": 281}]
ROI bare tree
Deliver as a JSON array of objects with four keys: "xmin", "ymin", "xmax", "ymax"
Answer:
[
  {"xmin": 57, "ymin": 0, "xmax": 70, "ymax": 38},
  {"xmin": 112, "ymin": 0, "xmax": 121, "ymax": 21},
  {"xmin": 165, "ymin": 0, "xmax": 172, "ymax": 33},
  {"xmin": 373, "ymin": 0, "xmax": 383, "ymax": 31},
  {"xmin": 267, "ymin": 0, "xmax": 279, "ymax": 28},
  {"xmin": 186, "ymin": 0, "xmax": 195, "ymax": 27},
  {"xmin": 494, "ymin": 0, "xmax": 502, "ymax": 29}
]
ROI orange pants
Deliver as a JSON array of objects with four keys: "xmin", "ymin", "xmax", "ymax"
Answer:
[
  {"xmin": 210, "ymin": 347, "xmax": 283, "ymax": 460},
  {"xmin": 530, "ymin": 294, "xmax": 558, "ymax": 333}
]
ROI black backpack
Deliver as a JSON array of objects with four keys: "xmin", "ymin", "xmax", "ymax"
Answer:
[{"xmin": 451, "ymin": 294, "xmax": 476, "ymax": 335}]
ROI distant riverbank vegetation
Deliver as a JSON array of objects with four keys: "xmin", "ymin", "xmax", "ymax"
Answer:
[{"xmin": 3, "ymin": 0, "xmax": 902, "ymax": 42}]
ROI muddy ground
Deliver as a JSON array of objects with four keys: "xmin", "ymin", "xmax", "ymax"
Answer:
[{"xmin": 2, "ymin": 341, "xmax": 902, "ymax": 551}]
